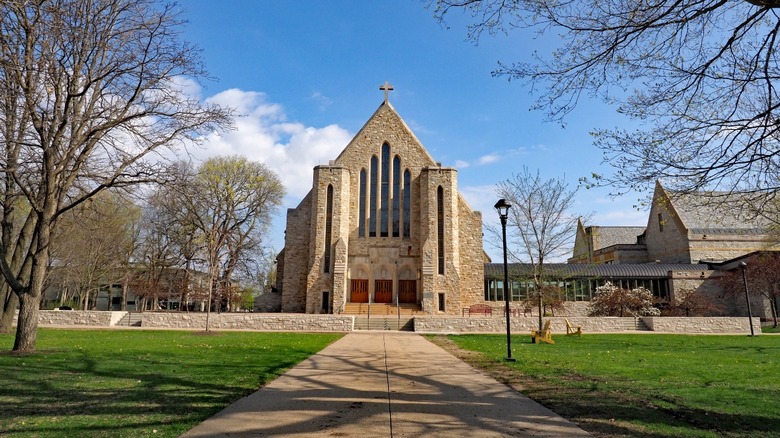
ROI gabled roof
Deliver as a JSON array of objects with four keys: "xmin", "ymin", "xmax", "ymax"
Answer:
[
  {"xmin": 590, "ymin": 226, "xmax": 645, "ymax": 250},
  {"xmin": 655, "ymin": 181, "xmax": 769, "ymax": 234},
  {"xmin": 333, "ymin": 101, "xmax": 437, "ymax": 166}
]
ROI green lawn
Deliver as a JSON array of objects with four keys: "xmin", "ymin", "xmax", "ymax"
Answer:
[
  {"xmin": 0, "ymin": 329, "xmax": 342, "ymax": 437},
  {"xmin": 440, "ymin": 334, "xmax": 780, "ymax": 437}
]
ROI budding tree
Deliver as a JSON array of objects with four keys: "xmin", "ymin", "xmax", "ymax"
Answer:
[{"xmin": 493, "ymin": 167, "xmax": 584, "ymax": 331}]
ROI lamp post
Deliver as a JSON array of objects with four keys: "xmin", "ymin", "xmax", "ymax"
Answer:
[
  {"xmin": 495, "ymin": 198, "xmax": 515, "ymax": 362},
  {"xmin": 740, "ymin": 261, "xmax": 755, "ymax": 337}
]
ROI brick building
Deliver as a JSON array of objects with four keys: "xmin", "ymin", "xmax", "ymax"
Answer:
[{"xmin": 277, "ymin": 90, "xmax": 486, "ymax": 314}]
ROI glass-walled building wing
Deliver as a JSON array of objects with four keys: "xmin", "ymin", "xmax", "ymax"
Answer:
[{"xmin": 483, "ymin": 263, "xmax": 699, "ymax": 302}]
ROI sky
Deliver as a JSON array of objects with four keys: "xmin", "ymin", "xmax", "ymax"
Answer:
[{"xmin": 178, "ymin": 1, "xmax": 649, "ymax": 261}]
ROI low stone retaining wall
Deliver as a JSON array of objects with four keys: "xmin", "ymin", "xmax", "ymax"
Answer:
[
  {"xmin": 141, "ymin": 312, "xmax": 354, "ymax": 332},
  {"xmin": 26, "ymin": 311, "xmax": 759, "ymax": 335},
  {"xmin": 35, "ymin": 310, "xmax": 118, "ymax": 326},
  {"xmin": 414, "ymin": 316, "xmax": 760, "ymax": 334},
  {"xmin": 414, "ymin": 316, "xmax": 632, "ymax": 334},
  {"xmin": 643, "ymin": 317, "xmax": 760, "ymax": 334}
]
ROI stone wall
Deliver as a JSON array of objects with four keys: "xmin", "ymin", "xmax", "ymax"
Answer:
[
  {"xmin": 643, "ymin": 316, "xmax": 760, "ymax": 334},
  {"xmin": 414, "ymin": 315, "xmax": 760, "ymax": 334},
  {"xmin": 26, "ymin": 310, "xmax": 759, "ymax": 335},
  {"xmin": 414, "ymin": 316, "xmax": 632, "ymax": 334},
  {"xmin": 34, "ymin": 310, "xmax": 119, "ymax": 326},
  {"xmin": 141, "ymin": 312, "xmax": 354, "ymax": 332}
]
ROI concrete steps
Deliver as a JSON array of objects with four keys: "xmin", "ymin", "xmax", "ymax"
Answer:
[
  {"xmin": 343, "ymin": 303, "xmax": 423, "ymax": 316},
  {"xmin": 622, "ymin": 317, "xmax": 650, "ymax": 331},
  {"xmin": 116, "ymin": 312, "xmax": 143, "ymax": 327},
  {"xmin": 354, "ymin": 316, "xmax": 414, "ymax": 332}
]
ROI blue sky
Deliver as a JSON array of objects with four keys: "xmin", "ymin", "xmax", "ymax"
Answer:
[{"xmin": 178, "ymin": 1, "xmax": 648, "ymax": 261}]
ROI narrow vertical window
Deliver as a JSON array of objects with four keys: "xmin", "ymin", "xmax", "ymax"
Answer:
[
  {"xmin": 324, "ymin": 185, "xmax": 333, "ymax": 273},
  {"xmin": 359, "ymin": 169, "xmax": 366, "ymax": 237},
  {"xmin": 403, "ymin": 169, "xmax": 411, "ymax": 238},
  {"xmin": 658, "ymin": 213, "xmax": 664, "ymax": 232},
  {"xmin": 437, "ymin": 185, "xmax": 445, "ymax": 275},
  {"xmin": 392, "ymin": 155, "xmax": 401, "ymax": 237},
  {"xmin": 369, "ymin": 156, "xmax": 378, "ymax": 237},
  {"xmin": 380, "ymin": 143, "xmax": 390, "ymax": 237}
]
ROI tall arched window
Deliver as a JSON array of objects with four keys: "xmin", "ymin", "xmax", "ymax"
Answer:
[
  {"xmin": 403, "ymin": 169, "xmax": 411, "ymax": 238},
  {"xmin": 392, "ymin": 155, "xmax": 401, "ymax": 237},
  {"xmin": 369, "ymin": 155, "xmax": 378, "ymax": 237},
  {"xmin": 359, "ymin": 169, "xmax": 366, "ymax": 237},
  {"xmin": 380, "ymin": 143, "xmax": 390, "ymax": 237},
  {"xmin": 324, "ymin": 184, "xmax": 333, "ymax": 273},
  {"xmin": 437, "ymin": 186, "xmax": 445, "ymax": 275}
]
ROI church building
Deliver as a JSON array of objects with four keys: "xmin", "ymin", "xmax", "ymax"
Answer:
[{"xmin": 276, "ymin": 85, "xmax": 486, "ymax": 315}]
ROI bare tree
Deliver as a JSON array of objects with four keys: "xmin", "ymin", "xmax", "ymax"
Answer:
[
  {"xmin": 50, "ymin": 190, "xmax": 139, "ymax": 310},
  {"xmin": 431, "ymin": 1, "xmax": 780, "ymax": 203},
  {"xmin": 0, "ymin": 0, "xmax": 232, "ymax": 351},
  {"xmin": 493, "ymin": 167, "xmax": 584, "ymax": 330}
]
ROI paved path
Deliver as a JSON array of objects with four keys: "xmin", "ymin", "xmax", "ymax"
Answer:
[{"xmin": 182, "ymin": 332, "xmax": 590, "ymax": 437}]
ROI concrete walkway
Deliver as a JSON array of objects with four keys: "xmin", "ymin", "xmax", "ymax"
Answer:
[{"xmin": 182, "ymin": 332, "xmax": 589, "ymax": 437}]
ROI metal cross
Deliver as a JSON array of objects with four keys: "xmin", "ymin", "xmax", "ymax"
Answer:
[{"xmin": 380, "ymin": 81, "xmax": 394, "ymax": 103}]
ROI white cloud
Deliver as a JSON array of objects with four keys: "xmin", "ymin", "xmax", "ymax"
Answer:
[
  {"xmin": 196, "ymin": 89, "xmax": 352, "ymax": 200},
  {"xmin": 310, "ymin": 91, "xmax": 333, "ymax": 111},
  {"xmin": 477, "ymin": 153, "xmax": 500, "ymax": 165},
  {"xmin": 454, "ymin": 160, "xmax": 470, "ymax": 169}
]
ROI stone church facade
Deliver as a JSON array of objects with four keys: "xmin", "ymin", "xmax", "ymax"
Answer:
[{"xmin": 277, "ymin": 91, "xmax": 485, "ymax": 315}]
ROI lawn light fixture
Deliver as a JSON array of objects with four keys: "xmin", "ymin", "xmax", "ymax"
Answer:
[
  {"xmin": 494, "ymin": 198, "xmax": 515, "ymax": 361},
  {"xmin": 739, "ymin": 261, "xmax": 755, "ymax": 337}
]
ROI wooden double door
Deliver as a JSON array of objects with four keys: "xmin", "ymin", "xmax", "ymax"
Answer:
[
  {"xmin": 350, "ymin": 279, "xmax": 369, "ymax": 303},
  {"xmin": 350, "ymin": 279, "xmax": 417, "ymax": 304}
]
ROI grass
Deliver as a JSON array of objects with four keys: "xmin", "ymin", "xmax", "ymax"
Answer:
[
  {"xmin": 0, "ymin": 329, "xmax": 342, "ymax": 437},
  {"xmin": 763, "ymin": 325, "xmax": 780, "ymax": 333},
  {"xmin": 435, "ymin": 333, "xmax": 780, "ymax": 437}
]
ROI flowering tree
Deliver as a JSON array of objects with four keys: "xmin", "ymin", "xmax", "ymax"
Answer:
[
  {"xmin": 588, "ymin": 282, "xmax": 660, "ymax": 317},
  {"xmin": 662, "ymin": 288, "xmax": 724, "ymax": 317},
  {"xmin": 719, "ymin": 254, "xmax": 780, "ymax": 327}
]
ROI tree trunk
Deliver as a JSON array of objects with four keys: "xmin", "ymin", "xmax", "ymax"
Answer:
[
  {"xmin": 0, "ymin": 286, "xmax": 18, "ymax": 333},
  {"xmin": 13, "ymin": 292, "xmax": 40, "ymax": 351},
  {"xmin": 121, "ymin": 275, "xmax": 129, "ymax": 311}
]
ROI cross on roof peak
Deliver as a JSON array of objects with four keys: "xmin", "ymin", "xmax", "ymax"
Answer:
[{"xmin": 379, "ymin": 81, "xmax": 394, "ymax": 103}]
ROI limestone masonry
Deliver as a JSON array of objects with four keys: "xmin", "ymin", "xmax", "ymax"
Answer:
[{"xmin": 277, "ymin": 98, "xmax": 485, "ymax": 315}]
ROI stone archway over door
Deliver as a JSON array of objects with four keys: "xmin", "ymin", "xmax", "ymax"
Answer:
[
  {"xmin": 351, "ymin": 279, "xmax": 368, "ymax": 303},
  {"xmin": 374, "ymin": 280, "xmax": 392, "ymax": 303}
]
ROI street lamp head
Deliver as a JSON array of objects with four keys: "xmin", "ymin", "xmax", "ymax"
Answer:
[
  {"xmin": 740, "ymin": 261, "xmax": 747, "ymax": 268},
  {"xmin": 494, "ymin": 198, "xmax": 512, "ymax": 219}
]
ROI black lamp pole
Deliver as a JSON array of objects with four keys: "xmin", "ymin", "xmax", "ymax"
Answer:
[
  {"xmin": 740, "ymin": 261, "xmax": 755, "ymax": 337},
  {"xmin": 495, "ymin": 198, "xmax": 515, "ymax": 362}
]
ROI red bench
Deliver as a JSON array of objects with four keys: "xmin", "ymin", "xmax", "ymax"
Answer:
[{"xmin": 462, "ymin": 304, "xmax": 493, "ymax": 317}]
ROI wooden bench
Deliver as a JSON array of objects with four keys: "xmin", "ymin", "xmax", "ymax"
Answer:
[
  {"xmin": 531, "ymin": 320, "xmax": 555, "ymax": 344},
  {"xmin": 565, "ymin": 318, "xmax": 582, "ymax": 337},
  {"xmin": 462, "ymin": 304, "xmax": 493, "ymax": 317}
]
